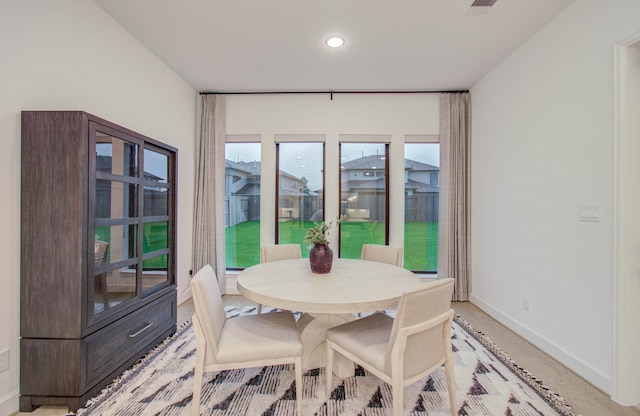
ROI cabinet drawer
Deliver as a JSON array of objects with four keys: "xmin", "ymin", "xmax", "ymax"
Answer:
[{"xmin": 85, "ymin": 293, "xmax": 176, "ymax": 387}]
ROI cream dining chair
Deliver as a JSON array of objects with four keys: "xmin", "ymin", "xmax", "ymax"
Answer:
[
  {"xmin": 261, "ymin": 243, "xmax": 302, "ymax": 263},
  {"xmin": 190, "ymin": 265, "xmax": 303, "ymax": 416},
  {"xmin": 360, "ymin": 244, "xmax": 403, "ymax": 267},
  {"xmin": 359, "ymin": 244, "xmax": 404, "ymax": 315},
  {"xmin": 325, "ymin": 278, "xmax": 456, "ymax": 416},
  {"xmin": 257, "ymin": 244, "xmax": 302, "ymax": 313}
]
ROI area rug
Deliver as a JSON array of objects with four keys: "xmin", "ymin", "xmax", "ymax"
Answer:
[{"xmin": 72, "ymin": 307, "xmax": 578, "ymax": 416}]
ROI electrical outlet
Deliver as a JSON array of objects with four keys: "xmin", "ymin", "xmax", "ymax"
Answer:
[
  {"xmin": 523, "ymin": 297, "xmax": 531, "ymax": 312},
  {"xmin": 0, "ymin": 349, "xmax": 8, "ymax": 372}
]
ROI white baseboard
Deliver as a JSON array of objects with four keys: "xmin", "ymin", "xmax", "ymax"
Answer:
[
  {"xmin": 0, "ymin": 389, "xmax": 18, "ymax": 416},
  {"xmin": 469, "ymin": 294, "xmax": 612, "ymax": 395}
]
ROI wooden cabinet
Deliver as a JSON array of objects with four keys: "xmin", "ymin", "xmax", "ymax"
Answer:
[{"xmin": 20, "ymin": 111, "xmax": 177, "ymax": 412}]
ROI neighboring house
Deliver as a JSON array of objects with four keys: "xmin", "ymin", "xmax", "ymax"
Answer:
[
  {"xmin": 225, "ymin": 155, "xmax": 439, "ymax": 226},
  {"xmin": 95, "ymin": 155, "xmax": 168, "ymax": 218},
  {"xmin": 278, "ymin": 169, "xmax": 314, "ymax": 220},
  {"xmin": 340, "ymin": 155, "xmax": 439, "ymax": 222},
  {"xmin": 225, "ymin": 159, "xmax": 261, "ymax": 226},
  {"xmin": 226, "ymin": 159, "xmax": 320, "ymax": 225}
]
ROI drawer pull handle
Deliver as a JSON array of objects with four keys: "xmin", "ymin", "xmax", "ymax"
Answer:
[{"xmin": 128, "ymin": 322, "xmax": 154, "ymax": 338}]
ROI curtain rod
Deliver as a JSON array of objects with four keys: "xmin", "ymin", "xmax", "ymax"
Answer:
[{"xmin": 199, "ymin": 89, "xmax": 469, "ymax": 100}]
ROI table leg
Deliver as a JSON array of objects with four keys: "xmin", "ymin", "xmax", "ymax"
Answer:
[{"xmin": 296, "ymin": 313, "xmax": 355, "ymax": 378}]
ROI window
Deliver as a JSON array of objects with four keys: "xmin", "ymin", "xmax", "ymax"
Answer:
[
  {"xmin": 404, "ymin": 141, "xmax": 439, "ymax": 272},
  {"xmin": 339, "ymin": 142, "xmax": 388, "ymax": 258},
  {"xmin": 276, "ymin": 142, "xmax": 324, "ymax": 258},
  {"xmin": 225, "ymin": 141, "xmax": 261, "ymax": 269}
]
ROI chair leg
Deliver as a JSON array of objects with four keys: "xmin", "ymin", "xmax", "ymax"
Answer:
[
  {"xmin": 392, "ymin": 374, "xmax": 404, "ymax": 416},
  {"xmin": 325, "ymin": 341, "xmax": 334, "ymax": 398},
  {"xmin": 192, "ymin": 350, "xmax": 205, "ymax": 416},
  {"xmin": 295, "ymin": 357, "xmax": 303, "ymax": 416},
  {"xmin": 444, "ymin": 354, "xmax": 457, "ymax": 416}
]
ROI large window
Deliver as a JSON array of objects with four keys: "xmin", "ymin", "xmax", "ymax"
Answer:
[
  {"xmin": 404, "ymin": 141, "xmax": 439, "ymax": 272},
  {"xmin": 225, "ymin": 141, "xmax": 261, "ymax": 268},
  {"xmin": 339, "ymin": 142, "xmax": 388, "ymax": 258},
  {"xmin": 276, "ymin": 142, "xmax": 324, "ymax": 257}
]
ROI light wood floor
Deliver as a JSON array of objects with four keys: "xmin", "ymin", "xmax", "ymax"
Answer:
[{"xmin": 17, "ymin": 298, "xmax": 640, "ymax": 416}]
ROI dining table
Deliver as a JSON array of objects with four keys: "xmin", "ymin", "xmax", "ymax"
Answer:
[{"xmin": 236, "ymin": 257, "xmax": 421, "ymax": 377}]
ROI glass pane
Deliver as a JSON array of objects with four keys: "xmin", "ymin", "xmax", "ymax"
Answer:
[
  {"xmin": 92, "ymin": 236, "xmax": 136, "ymax": 315},
  {"xmin": 94, "ymin": 224, "xmax": 137, "ymax": 264},
  {"xmin": 96, "ymin": 135, "xmax": 138, "ymax": 177},
  {"xmin": 95, "ymin": 180, "xmax": 137, "ymax": 219},
  {"xmin": 144, "ymin": 149, "xmax": 169, "ymax": 183},
  {"xmin": 143, "ymin": 221, "xmax": 168, "ymax": 254},
  {"xmin": 225, "ymin": 143, "xmax": 261, "ymax": 268},
  {"xmin": 339, "ymin": 143, "xmax": 387, "ymax": 258},
  {"xmin": 141, "ymin": 254, "xmax": 169, "ymax": 295},
  {"xmin": 404, "ymin": 143, "xmax": 439, "ymax": 272},
  {"xmin": 277, "ymin": 143, "xmax": 324, "ymax": 258},
  {"xmin": 143, "ymin": 186, "xmax": 168, "ymax": 216}
]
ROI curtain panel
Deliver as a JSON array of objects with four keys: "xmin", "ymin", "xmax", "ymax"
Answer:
[
  {"xmin": 438, "ymin": 93, "xmax": 471, "ymax": 301},
  {"xmin": 192, "ymin": 95, "xmax": 227, "ymax": 292}
]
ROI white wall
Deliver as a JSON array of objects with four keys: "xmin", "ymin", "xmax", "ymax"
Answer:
[
  {"xmin": 0, "ymin": 1, "xmax": 197, "ymax": 413},
  {"xmin": 471, "ymin": 0, "xmax": 640, "ymax": 395},
  {"xmin": 225, "ymin": 93, "xmax": 440, "ymax": 249}
]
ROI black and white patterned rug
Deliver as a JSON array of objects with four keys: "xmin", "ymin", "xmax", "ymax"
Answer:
[{"xmin": 73, "ymin": 307, "xmax": 578, "ymax": 416}]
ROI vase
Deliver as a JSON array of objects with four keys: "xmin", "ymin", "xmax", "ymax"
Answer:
[{"xmin": 309, "ymin": 243, "xmax": 333, "ymax": 274}]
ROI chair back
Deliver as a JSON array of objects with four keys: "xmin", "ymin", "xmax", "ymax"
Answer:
[
  {"xmin": 94, "ymin": 240, "xmax": 109, "ymax": 266},
  {"xmin": 190, "ymin": 265, "xmax": 227, "ymax": 356},
  {"xmin": 261, "ymin": 244, "xmax": 302, "ymax": 263},
  {"xmin": 361, "ymin": 244, "xmax": 403, "ymax": 267},
  {"xmin": 386, "ymin": 278, "xmax": 454, "ymax": 378}
]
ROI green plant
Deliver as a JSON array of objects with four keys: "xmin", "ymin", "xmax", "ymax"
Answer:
[{"xmin": 303, "ymin": 216, "xmax": 346, "ymax": 248}]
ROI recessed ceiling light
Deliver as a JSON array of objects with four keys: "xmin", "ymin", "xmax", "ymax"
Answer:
[{"xmin": 326, "ymin": 36, "xmax": 345, "ymax": 48}]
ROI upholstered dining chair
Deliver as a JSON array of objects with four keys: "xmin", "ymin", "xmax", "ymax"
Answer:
[
  {"xmin": 261, "ymin": 243, "xmax": 302, "ymax": 263},
  {"xmin": 190, "ymin": 265, "xmax": 303, "ymax": 416},
  {"xmin": 94, "ymin": 241, "xmax": 109, "ymax": 310},
  {"xmin": 359, "ymin": 244, "xmax": 404, "ymax": 316},
  {"xmin": 325, "ymin": 278, "xmax": 456, "ymax": 416},
  {"xmin": 257, "ymin": 244, "xmax": 302, "ymax": 313},
  {"xmin": 360, "ymin": 244, "xmax": 403, "ymax": 267}
]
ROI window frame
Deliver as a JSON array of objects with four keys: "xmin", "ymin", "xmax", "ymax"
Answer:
[
  {"xmin": 225, "ymin": 135, "xmax": 262, "ymax": 270},
  {"xmin": 274, "ymin": 136, "xmax": 326, "ymax": 246},
  {"xmin": 404, "ymin": 134, "xmax": 440, "ymax": 274},
  {"xmin": 338, "ymin": 139, "xmax": 390, "ymax": 258}
]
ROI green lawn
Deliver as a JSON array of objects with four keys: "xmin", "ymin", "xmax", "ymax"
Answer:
[
  {"xmin": 226, "ymin": 220, "xmax": 438, "ymax": 271},
  {"xmin": 95, "ymin": 222, "xmax": 169, "ymax": 269}
]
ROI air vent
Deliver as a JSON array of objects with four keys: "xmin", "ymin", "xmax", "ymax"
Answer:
[
  {"xmin": 471, "ymin": 0, "xmax": 498, "ymax": 7},
  {"xmin": 465, "ymin": 0, "xmax": 497, "ymax": 15}
]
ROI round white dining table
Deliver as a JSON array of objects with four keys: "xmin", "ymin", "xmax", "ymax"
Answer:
[{"xmin": 237, "ymin": 257, "xmax": 421, "ymax": 376}]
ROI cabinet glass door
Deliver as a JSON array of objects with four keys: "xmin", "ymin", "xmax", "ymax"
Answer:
[
  {"xmin": 140, "ymin": 147, "xmax": 173, "ymax": 296},
  {"xmin": 92, "ymin": 131, "xmax": 140, "ymax": 316}
]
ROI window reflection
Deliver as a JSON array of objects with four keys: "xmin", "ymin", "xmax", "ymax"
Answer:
[
  {"xmin": 95, "ymin": 180, "xmax": 137, "ymax": 219},
  {"xmin": 96, "ymin": 135, "xmax": 138, "ymax": 177},
  {"xmin": 143, "ymin": 149, "xmax": 169, "ymax": 183},
  {"xmin": 143, "ymin": 186, "xmax": 168, "ymax": 216}
]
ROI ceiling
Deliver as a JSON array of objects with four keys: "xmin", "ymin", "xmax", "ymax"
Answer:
[{"xmin": 94, "ymin": 0, "xmax": 574, "ymax": 93}]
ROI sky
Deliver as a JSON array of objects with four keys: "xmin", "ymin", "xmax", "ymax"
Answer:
[{"xmin": 226, "ymin": 142, "xmax": 440, "ymax": 191}]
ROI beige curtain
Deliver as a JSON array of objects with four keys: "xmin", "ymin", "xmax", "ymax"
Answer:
[
  {"xmin": 438, "ymin": 93, "xmax": 471, "ymax": 301},
  {"xmin": 192, "ymin": 94, "xmax": 227, "ymax": 292}
]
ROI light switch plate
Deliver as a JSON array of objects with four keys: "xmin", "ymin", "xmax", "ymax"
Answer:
[{"xmin": 579, "ymin": 205, "xmax": 600, "ymax": 222}]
